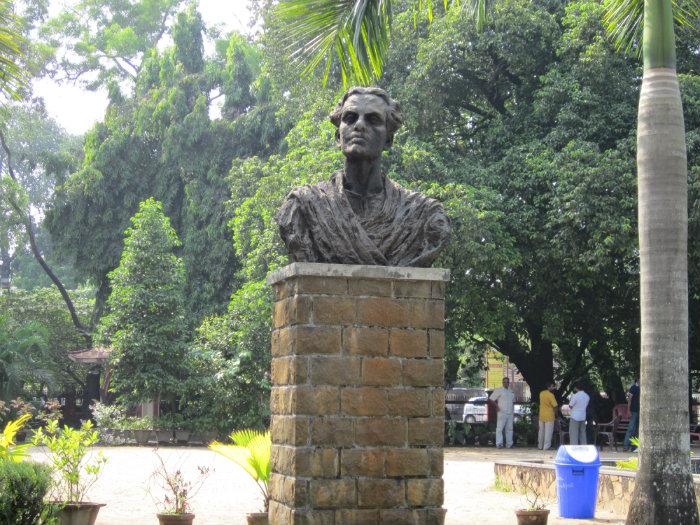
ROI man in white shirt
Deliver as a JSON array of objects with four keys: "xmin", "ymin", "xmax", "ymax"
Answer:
[
  {"xmin": 490, "ymin": 377, "xmax": 516, "ymax": 448},
  {"xmin": 568, "ymin": 381, "xmax": 590, "ymax": 445}
]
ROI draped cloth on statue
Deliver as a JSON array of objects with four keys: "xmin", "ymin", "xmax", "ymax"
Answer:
[{"xmin": 276, "ymin": 171, "xmax": 451, "ymax": 267}]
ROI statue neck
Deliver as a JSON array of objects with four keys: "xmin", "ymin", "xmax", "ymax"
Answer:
[{"xmin": 343, "ymin": 157, "xmax": 383, "ymax": 197}]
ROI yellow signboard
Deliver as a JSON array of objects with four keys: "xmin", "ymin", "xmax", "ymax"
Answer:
[{"xmin": 486, "ymin": 350, "xmax": 507, "ymax": 389}]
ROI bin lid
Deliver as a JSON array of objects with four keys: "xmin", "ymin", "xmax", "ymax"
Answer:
[{"xmin": 554, "ymin": 445, "xmax": 600, "ymax": 466}]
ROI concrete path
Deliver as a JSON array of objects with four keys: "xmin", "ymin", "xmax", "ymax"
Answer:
[{"xmin": 28, "ymin": 446, "xmax": 628, "ymax": 525}]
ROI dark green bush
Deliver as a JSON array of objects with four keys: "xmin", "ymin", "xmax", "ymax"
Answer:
[{"xmin": 0, "ymin": 459, "xmax": 55, "ymax": 524}]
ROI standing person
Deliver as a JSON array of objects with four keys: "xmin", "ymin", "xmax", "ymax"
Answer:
[
  {"xmin": 568, "ymin": 381, "xmax": 590, "ymax": 445},
  {"xmin": 623, "ymin": 379, "xmax": 640, "ymax": 451},
  {"xmin": 538, "ymin": 381, "xmax": 558, "ymax": 450},
  {"xmin": 490, "ymin": 377, "xmax": 515, "ymax": 448}
]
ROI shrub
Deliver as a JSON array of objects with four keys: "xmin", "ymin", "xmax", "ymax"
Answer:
[
  {"xmin": 0, "ymin": 459, "xmax": 57, "ymax": 524},
  {"xmin": 32, "ymin": 419, "xmax": 107, "ymax": 503}
]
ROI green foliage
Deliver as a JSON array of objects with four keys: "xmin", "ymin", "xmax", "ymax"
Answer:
[
  {"xmin": 0, "ymin": 286, "xmax": 93, "ymax": 399},
  {"xmin": 209, "ymin": 429, "xmax": 271, "ymax": 512},
  {"xmin": 180, "ymin": 280, "xmax": 272, "ymax": 433},
  {"xmin": 32, "ymin": 419, "xmax": 106, "ymax": 504},
  {"xmin": 46, "ymin": 15, "xmax": 284, "ymax": 320},
  {"xmin": 100, "ymin": 198, "xmax": 186, "ymax": 406},
  {"xmin": 40, "ymin": 0, "xmax": 186, "ymax": 90},
  {"xmin": 0, "ymin": 0, "xmax": 28, "ymax": 100},
  {"xmin": 274, "ymin": 0, "xmax": 490, "ymax": 87},
  {"xmin": 0, "ymin": 458, "xmax": 56, "ymax": 525},
  {"xmin": 616, "ymin": 437, "xmax": 641, "ymax": 470}
]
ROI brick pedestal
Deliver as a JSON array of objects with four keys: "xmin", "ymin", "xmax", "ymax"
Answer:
[{"xmin": 266, "ymin": 263, "xmax": 449, "ymax": 525}]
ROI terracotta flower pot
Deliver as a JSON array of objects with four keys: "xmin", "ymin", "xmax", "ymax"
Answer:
[
  {"xmin": 247, "ymin": 512, "xmax": 269, "ymax": 525},
  {"xmin": 57, "ymin": 502, "xmax": 106, "ymax": 525},
  {"xmin": 515, "ymin": 508, "xmax": 549, "ymax": 525},
  {"xmin": 156, "ymin": 513, "xmax": 195, "ymax": 525}
]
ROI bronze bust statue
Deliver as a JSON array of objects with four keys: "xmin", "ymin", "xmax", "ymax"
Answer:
[{"xmin": 276, "ymin": 87, "xmax": 451, "ymax": 267}]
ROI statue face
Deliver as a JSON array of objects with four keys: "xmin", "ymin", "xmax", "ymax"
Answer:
[{"xmin": 338, "ymin": 94, "xmax": 389, "ymax": 160}]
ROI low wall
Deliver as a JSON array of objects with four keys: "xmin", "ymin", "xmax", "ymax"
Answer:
[{"xmin": 494, "ymin": 460, "xmax": 700, "ymax": 515}]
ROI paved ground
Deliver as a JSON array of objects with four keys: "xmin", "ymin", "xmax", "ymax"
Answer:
[{"xmin": 28, "ymin": 446, "xmax": 630, "ymax": 525}]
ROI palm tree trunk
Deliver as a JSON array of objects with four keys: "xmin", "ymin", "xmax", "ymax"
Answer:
[{"xmin": 626, "ymin": 3, "xmax": 699, "ymax": 516}]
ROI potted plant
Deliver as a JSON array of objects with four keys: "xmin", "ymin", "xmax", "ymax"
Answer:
[
  {"xmin": 514, "ymin": 472, "xmax": 550, "ymax": 525},
  {"xmin": 32, "ymin": 419, "xmax": 107, "ymax": 525},
  {"xmin": 127, "ymin": 416, "xmax": 156, "ymax": 445},
  {"xmin": 150, "ymin": 450, "xmax": 210, "ymax": 525},
  {"xmin": 209, "ymin": 429, "xmax": 270, "ymax": 525}
]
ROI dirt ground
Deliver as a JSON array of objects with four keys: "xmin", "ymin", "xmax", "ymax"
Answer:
[{"xmin": 28, "ymin": 446, "xmax": 628, "ymax": 525}]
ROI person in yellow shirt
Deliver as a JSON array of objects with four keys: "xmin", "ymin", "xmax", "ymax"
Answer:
[{"xmin": 538, "ymin": 381, "xmax": 558, "ymax": 450}]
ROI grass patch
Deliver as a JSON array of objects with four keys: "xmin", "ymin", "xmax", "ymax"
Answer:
[{"xmin": 493, "ymin": 474, "xmax": 515, "ymax": 493}]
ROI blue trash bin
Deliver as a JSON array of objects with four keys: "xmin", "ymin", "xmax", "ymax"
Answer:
[{"xmin": 554, "ymin": 445, "xmax": 600, "ymax": 519}]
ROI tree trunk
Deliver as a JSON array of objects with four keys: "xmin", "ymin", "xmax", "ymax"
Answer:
[{"xmin": 626, "ymin": 67, "xmax": 699, "ymax": 525}]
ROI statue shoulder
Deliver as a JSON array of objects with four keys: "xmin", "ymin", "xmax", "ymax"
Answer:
[{"xmin": 388, "ymin": 177, "xmax": 448, "ymax": 213}]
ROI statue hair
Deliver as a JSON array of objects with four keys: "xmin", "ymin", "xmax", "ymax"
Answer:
[{"xmin": 329, "ymin": 87, "xmax": 403, "ymax": 146}]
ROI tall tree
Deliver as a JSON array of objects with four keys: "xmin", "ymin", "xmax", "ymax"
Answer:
[
  {"xmin": 40, "ymin": 0, "xmax": 185, "ymax": 90},
  {"xmin": 605, "ymin": 0, "xmax": 699, "ymax": 521},
  {"xmin": 99, "ymin": 198, "xmax": 186, "ymax": 407}
]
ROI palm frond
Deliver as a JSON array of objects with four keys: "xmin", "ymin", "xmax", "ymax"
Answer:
[
  {"xmin": 209, "ymin": 429, "xmax": 271, "ymax": 483},
  {"xmin": 276, "ymin": 0, "xmax": 493, "ymax": 86},
  {"xmin": 603, "ymin": 0, "xmax": 699, "ymax": 55},
  {"xmin": 276, "ymin": 0, "xmax": 393, "ymax": 87},
  {"xmin": 0, "ymin": 413, "xmax": 31, "ymax": 462}
]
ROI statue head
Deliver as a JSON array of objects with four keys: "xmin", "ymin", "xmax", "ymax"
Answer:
[{"xmin": 329, "ymin": 87, "xmax": 404, "ymax": 159}]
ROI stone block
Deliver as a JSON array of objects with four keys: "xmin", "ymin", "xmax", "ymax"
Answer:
[
  {"xmin": 313, "ymin": 296, "xmax": 356, "ymax": 325},
  {"xmin": 431, "ymin": 281, "xmax": 446, "ymax": 299},
  {"xmin": 292, "ymin": 386, "xmax": 340, "ymax": 416},
  {"xmin": 409, "ymin": 300, "xmax": 445, "ymax": 329},
  {"xmin": 348, "ymin": 278, "xmax": 393, "ymax": 297},
  {"xmin": 361, "ymin": 358, "xmax": 402, "ymax": 386},
  {"xmin": 274, "ymin": 296, "xmax": 312, "ymax": 328},
  {"xmin": 270, "ymin": 415, "xmax": 309, "ymax": 446},
  {"xmin": 378, "ymin": 509, "xmax": 417, "ymax": 525},
  {"xmin": 269, "ymin": 473, "xmax": 309, "ymax": 507},
  {"xmin": 357, "ymin": 297, "xmax": 411, "ymax": 327},
  {"xmin": 291, "ymin": 509, "xmax": 335, "ymax": 525},
  {"xmin": 309, "ymin": 356, "xmax": 361, "ymax": 385},
  {"xmin": 344, "ymin": 327, "xmax": 389, "ymax": 356},
  {"xmin": 358, "ymin": 479, "xmax": 405, "ymax": 508},
  {"xmin": 296, "ymin": 275, "xmax": 348, "ymax": 295},
  {"xmin": 355, "ymin": 419, "xmax": 406, "ymax": 447},
  {"xmin": 269, "ymin": 500, "xmax": 292, "ymax": 524},
  {"xmin": 385, "ymin": 448, "xmax": 430, "ymax": 477},
  {"xmin": 294, "ymin": 448, "xmax": 339, "ymax": 478},
  {"xmin": 406, "ymin": 479, "xmax": 444, "ymax": 507},
  {"xmin": 408, "ymin": 418, "xmax": 445, "ymax": 446},
  {"xmin": 387, "ymin": 389, "xmax": 431, "ymax": 417},
  {"xmin": 310, "ymin": 417, "xmax": 354, "ymax": 446},
  {"xmin": 415, "ymin": 508, "xmax": 446, "ymax": 524},
  {"xmin": 272, "ymin": 328, "xmax": 291, "ymax": 357},
  {"xmin": 341, "ymin": 449, "xmax": 385, "ymax": 477},
  {"xmin": 428, "ymin": 330, "xmax": 445, "ymax": 358},
  {"xmin": 393, "ymin": 280, "xmax": 432, "ymax": 299},
  {"xmin": 403, "ymin": 359, "xmax": 444, "ymax": 387},
  {"xmin": 334, "ymin": 509, "xmax": 380, "ymax": 525},
  {"xmin": 293, "ymin": 326, "xmax": 343, "ymax": 356},
  {"xmin": 341, "ymin": 387, "xmax": 388, "ymax": 416},
  {"xmin": 272, "ymin": 356, "xmax": 309, "ymax": 385},
  {"xmin": 430, "ymin": 389, "xmax": 445, "ymax": 417},
  {"xmin": 390, "ymin": 329, "xmax": 428, "ymax": 358},
  {"xmin": 310, "ymin": 479, "xmax": 356, "ymax": 508},
  {"xmin": 428, "ymin": 448, "xmax": 444, "ymax": 476}
]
